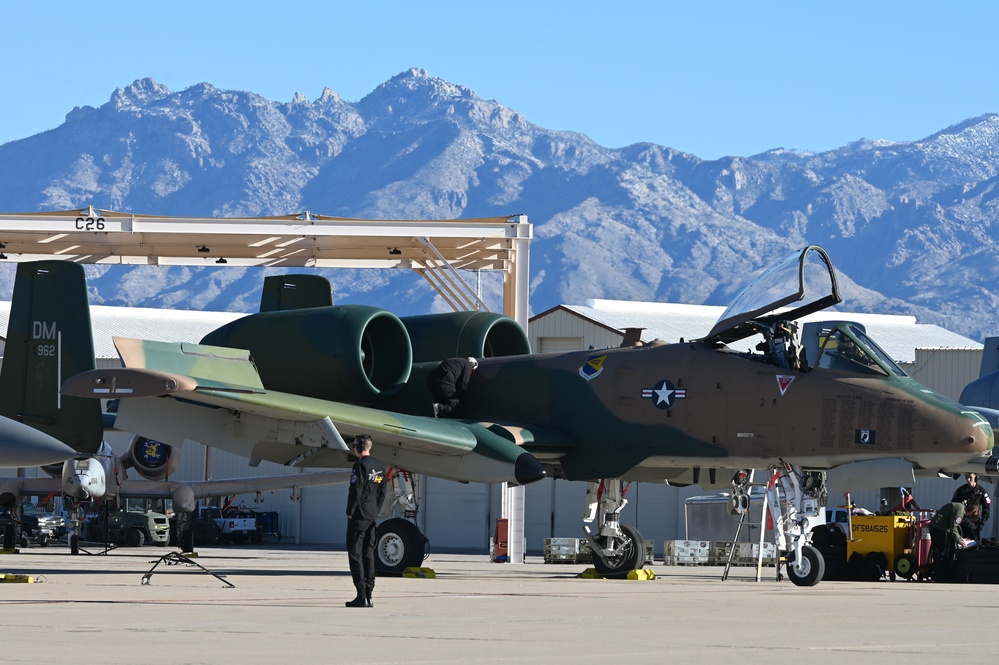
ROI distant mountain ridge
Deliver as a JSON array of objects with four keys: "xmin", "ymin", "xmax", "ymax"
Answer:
[{"xmin": 0, "ymin": 68, "xmax": 997, "ymax": 340}]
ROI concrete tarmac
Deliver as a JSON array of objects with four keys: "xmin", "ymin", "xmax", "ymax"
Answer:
[{"xmin": 0, "ymin": 543, "xmax": 995, "ymax": 664}]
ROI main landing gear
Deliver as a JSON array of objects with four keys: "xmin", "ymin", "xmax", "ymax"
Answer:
[
  {"xmin": 375, "ymin": 469, "xmax": 429, "ymax": 574},
  {"xmin": 582, "ymin": 479, "xmax": 646, "ymax": 578}
]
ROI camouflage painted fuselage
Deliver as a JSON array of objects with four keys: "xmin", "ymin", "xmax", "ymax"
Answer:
[{"xmin": 414, "ymin": 341, "xmax": 993, "ymax": 482}]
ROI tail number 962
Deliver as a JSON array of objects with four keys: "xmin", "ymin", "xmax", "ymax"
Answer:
[{"xmin": 36, "ymin": 344, "xmax": 57, "ymax": 357}]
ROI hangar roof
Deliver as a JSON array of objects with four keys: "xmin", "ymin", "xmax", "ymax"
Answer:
[{"xmin": 532, "ymin": 299, "xmax": 981, "ymax": 365}]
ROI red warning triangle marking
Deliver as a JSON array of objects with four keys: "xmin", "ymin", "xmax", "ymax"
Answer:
[{"xmin": 776, "ymin": 375, "xmax": 795, "ymax": 396}]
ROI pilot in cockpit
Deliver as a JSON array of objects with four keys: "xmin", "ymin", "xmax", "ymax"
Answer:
[{"xmin": 818, "ymin": 331, "xmax": 882, "ymax": 374}]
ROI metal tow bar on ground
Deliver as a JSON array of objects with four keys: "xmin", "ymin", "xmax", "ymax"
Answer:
[{"xmin": 141, "ymin": 551, "xmax": 234, "ymax": 588}]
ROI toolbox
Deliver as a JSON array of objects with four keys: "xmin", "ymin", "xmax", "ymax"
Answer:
[{"xmin": 956, "ymin": 547, "xmax": 999, "ymax": 584}]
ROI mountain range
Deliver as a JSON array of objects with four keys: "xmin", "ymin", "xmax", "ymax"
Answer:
[{"xmin": 0, "ymin": 68, "xmax": 997, "ymax": 341}]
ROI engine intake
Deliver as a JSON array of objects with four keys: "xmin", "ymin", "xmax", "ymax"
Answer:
[
  {"xmin": 401, "ymin": 312, "xmax": 530, "ymax": 362},
  {"xmin": 126, "ymin": 436, "xmax": 180, "ymax": 480},
  {"xmin": 201, "ymin": 306, "xmax": 412, "ymax": 402}
]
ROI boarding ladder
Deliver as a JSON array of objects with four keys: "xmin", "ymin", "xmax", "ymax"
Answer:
[{"xmin": 722, "ymin": 469, "xmax": 781, "ymax": 582}]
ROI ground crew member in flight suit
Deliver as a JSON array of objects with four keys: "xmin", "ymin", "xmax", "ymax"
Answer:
[
  {"xmin": 345, "ymin": 434, "xmax": 387, "ymax": 608},
  {"xmin": 427, "ymin": 356, "xmax": 477, "ymax": 418},
  {"xmin": 929, "ymin": 498, "xmax": 980, "ymax": 582},
  {"xmin": 952, "ymin": 472, "xmax": 991, "ymax": 539}
]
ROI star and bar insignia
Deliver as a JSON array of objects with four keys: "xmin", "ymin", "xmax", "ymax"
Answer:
[{"xmin": 642, "ymin": 379, "xmax": 686, "ymax": 410}]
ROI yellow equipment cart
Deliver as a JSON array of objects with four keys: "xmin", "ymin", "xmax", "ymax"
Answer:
[{"xmin": 847, "ymin": 514, "xmax": 917, "ymax": 581}]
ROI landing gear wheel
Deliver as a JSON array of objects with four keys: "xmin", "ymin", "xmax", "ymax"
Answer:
[
  {"xmin": 70, "ymin": 533, "xmax": 80, "ymax": 556},
  {"xmin": 179, "ymin": 529, "xmax": 195, "ymax": 553},
  {"xmin": 786, "ymin": 545, "xmax": 825, "ymax": 586},
  {"xmin": 591, "ymin": 524, "xmax": 645, "ymax": 579},
  {"xmin": 375, "ymin": 518, "xmax": 427, "ymax": 574},
  {"xmin": 894, "ymin": 553, "xmax": 915, "ymax": 580}
]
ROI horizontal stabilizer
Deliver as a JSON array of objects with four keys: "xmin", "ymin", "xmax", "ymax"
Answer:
[{"xmin": 114, "ymin": 337, "xmax": 265, "ymax": 389}]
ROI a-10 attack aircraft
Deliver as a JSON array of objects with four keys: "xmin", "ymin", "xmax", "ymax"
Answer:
[
  {"xmin": 61, "ymin": 246, "xmax": 996, "ymax": 585},
  {"xmin": 0, "ymin": 261, "xmax": 350, "ymax": 553}
]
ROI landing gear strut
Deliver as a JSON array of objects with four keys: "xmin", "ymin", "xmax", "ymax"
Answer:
[
  {"xmin": 582, "ymin": 479, "xmax": 645, "ymax": 578},
  {"xmin": 67, "ymin": 502, "xmax": 84, "ymax": 555},
  {"xmin": 765, "ymin": 462, "xmax": 827, "ymax": 586}
]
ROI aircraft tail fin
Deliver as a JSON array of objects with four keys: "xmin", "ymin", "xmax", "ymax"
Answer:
[
  {"xmin": 0, "ymin": 261, "xmax": 103, "ymax": 454},
  {"xmin": 979, "ymin": 336, "xmax": 999, "ymax": 378},
  {"xmin": 259, "ymin": 274, "xmax": 333, "ymax": 312}
]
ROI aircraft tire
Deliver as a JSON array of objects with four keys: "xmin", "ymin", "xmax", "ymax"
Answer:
[
  {"xmin": 591, "ymin": 524, "xmax": 645, "ymax": 578},
  {"xmin": 180, "ymin": 529, "xmax": 195, "ymax": 553},
  {"xmin": 70, "ymin": 534, "xmax": 79, "ymax": 556},
  {"xmin": 787, "ymin": 545, "xmax": 825, "ymax": 586},
  {"xmin": 375, "ymin": 518, "xmax": 427, "ymax": 574}
]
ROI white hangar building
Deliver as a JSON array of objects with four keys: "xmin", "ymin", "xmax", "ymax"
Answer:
[{"xmin": 0, "ymin": 299, "xmax": 992, "ymax": 556}]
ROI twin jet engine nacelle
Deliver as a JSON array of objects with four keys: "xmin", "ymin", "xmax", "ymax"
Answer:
[{"xmin": 199, "ymin": 307, "xmax": 531, "ymax": 404}]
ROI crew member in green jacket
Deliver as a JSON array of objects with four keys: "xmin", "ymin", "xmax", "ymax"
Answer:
[{"xmin": 929, "ymin": 498, "xmax": 980, "ymax": 582}]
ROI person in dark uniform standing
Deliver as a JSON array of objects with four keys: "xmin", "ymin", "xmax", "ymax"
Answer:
[
  {"xmin": 929, "ymin": 498, "xmax": 980, "ymax": 582},
  {"xmin": 345, "ymin": 434, "xmax": 387, "ymax": 608},
  {"xmin": 952, "ymin": 472, "xmax": 991, "ymax": 539},
  {"xmin": 427, "ymin": 356, "xmax": 477, "ymax": 418}
]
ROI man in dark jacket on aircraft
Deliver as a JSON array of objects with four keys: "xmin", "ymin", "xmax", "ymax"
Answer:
[
  {"xmin": 427, "ymin": 356, "xmax": 478, "ymax": 418},
  {"xmin": 345, "ymin": 434, "xmax": 387, "ymax": 608}
]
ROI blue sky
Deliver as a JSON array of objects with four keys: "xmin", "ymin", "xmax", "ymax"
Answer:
[{"xmin": 3, "ymin": 1, "xmax": 997, "ymax": 160}]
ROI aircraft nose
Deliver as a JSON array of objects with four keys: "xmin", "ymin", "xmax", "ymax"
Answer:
[
  {"xmin": 0, "ymin": 417, "xmax": 77, "ymax": 467},
  {"xmin": 955, "ymin": 407, "xmax": 995, "ymax": 457},
  {"xmin": 514, "ymin": 452, "xmax": 547, "ymax": 486},
  {"xmin": 972, "ymin": 413, "xmax": 995, "ymax": 453}
]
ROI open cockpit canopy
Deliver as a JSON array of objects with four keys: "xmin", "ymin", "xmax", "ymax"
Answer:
[{"xmin": 702, "ymin": 245, "xmax": 842, "ymax": 344}]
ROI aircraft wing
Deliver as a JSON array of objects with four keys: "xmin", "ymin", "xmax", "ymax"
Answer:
[
  {"xmin": 63, "ymin": 338, "xmax": 547, "ymax": 486},
  {"xmin": 0, "ymin": 476, "xmax": 64, "ymax": 500},
  {"xmin": 113, "ymin": 470, "xmax": 351, "ymax": 500},
  {"xmin": 0, "ymin": 470, "xmax": 350, "ymax": 510}
]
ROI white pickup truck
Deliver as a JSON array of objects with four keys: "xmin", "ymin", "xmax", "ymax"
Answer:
[{"xmin": 198, "ymin": 506, "xmax": 257, "ymax": 544}]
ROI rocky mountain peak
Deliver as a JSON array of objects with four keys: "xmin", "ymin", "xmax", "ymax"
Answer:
[
  {"xmin": 1, "ymin": 73, "xmax": 998, "ymax": 341},
  {"xmin": 110, "ymin": 78, "xmax": 173, "ymax": 110}
]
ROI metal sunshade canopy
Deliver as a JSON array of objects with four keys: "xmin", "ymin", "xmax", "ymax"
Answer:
[{"xmin": 0, "ymin": 207, "xmax": 532, "ymax": 322}]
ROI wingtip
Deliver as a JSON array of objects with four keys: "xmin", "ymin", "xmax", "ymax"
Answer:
[{"xmin": 62, "ymin": 369, "xmax": 197, "ymax": 398}]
